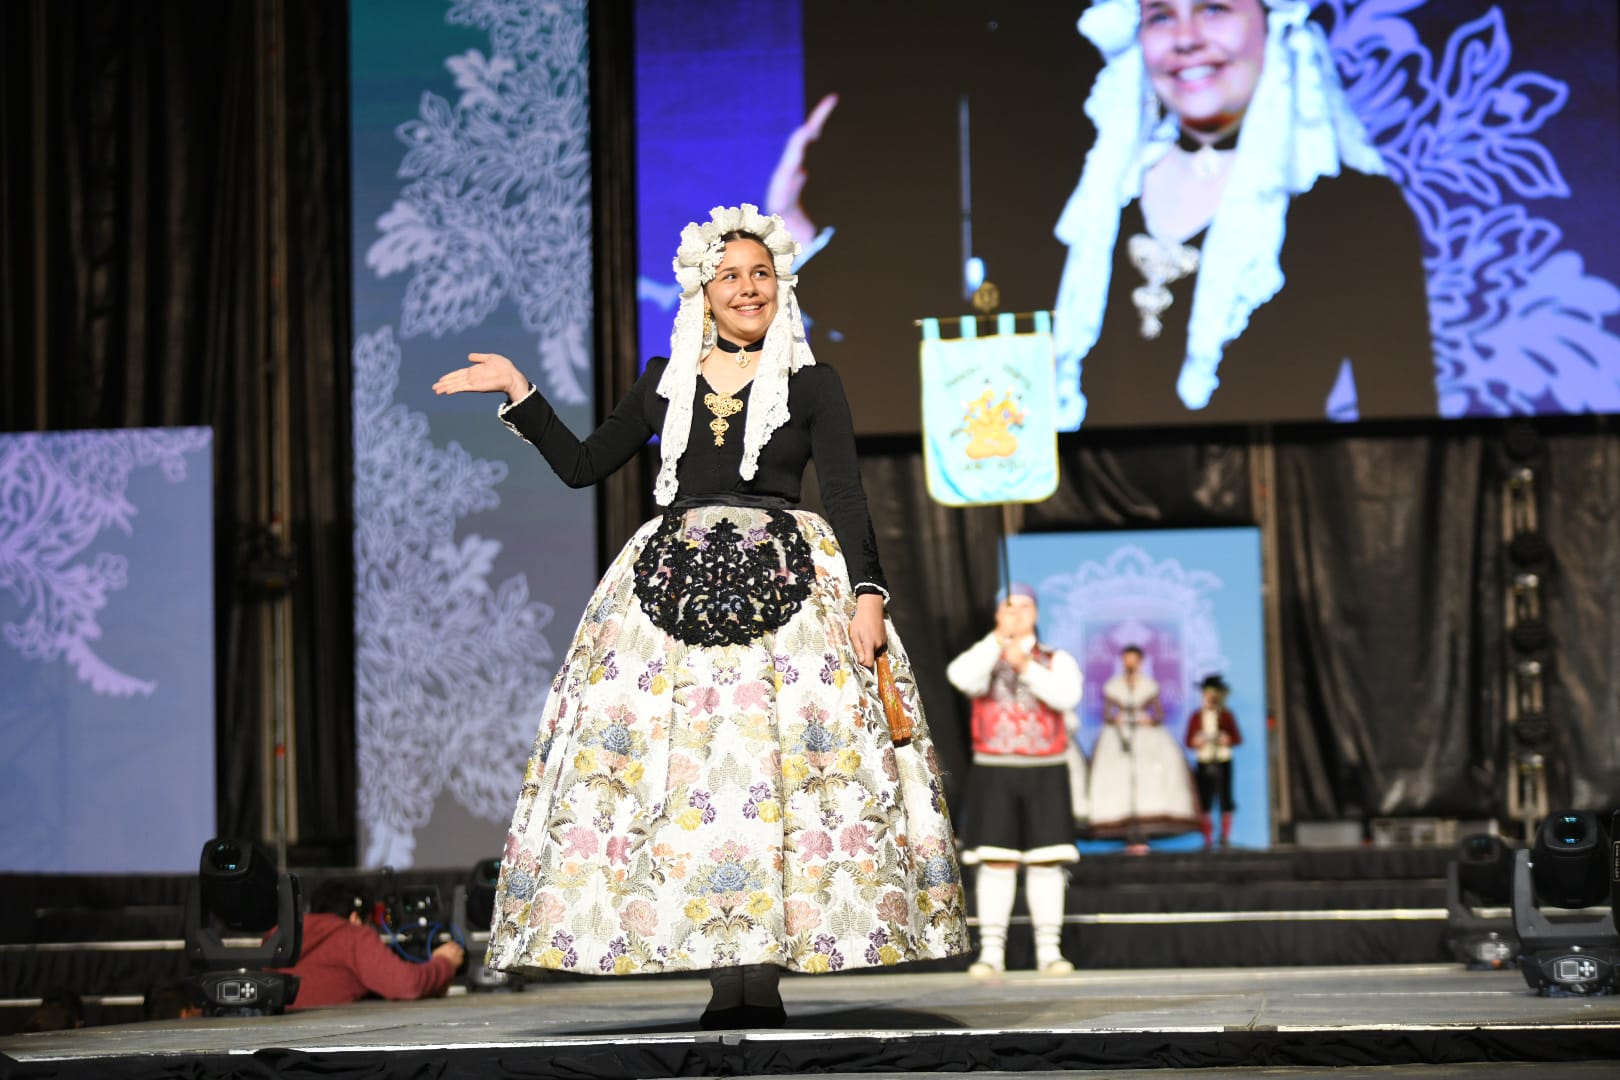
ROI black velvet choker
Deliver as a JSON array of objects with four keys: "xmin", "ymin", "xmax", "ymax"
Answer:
[
  {"xmin": 1176, "ymin": 128, "xmax": 1240, "ymax": 153},
  {"xmin": 714, "ymin": 334, "xmax": 764, "ymax": 354}
]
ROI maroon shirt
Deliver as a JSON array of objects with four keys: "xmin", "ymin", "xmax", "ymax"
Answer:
[{"xmin": 270, "ymin": 913, "xmax": 456, "ymax": 1010}]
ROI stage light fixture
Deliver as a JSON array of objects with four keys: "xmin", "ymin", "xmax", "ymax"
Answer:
[
  {"xmin": 1512, "ymin": 812, "xmax": 1619, "ymax": 995},
  {"xmin": 1445, "ymin": 833, "xmax": 1518, "ymax": 969},
  {"xmin": 451, "ymin": 857, "xmax": 522, "ymax": 992},
  {"xmin": 1611, "ymin": 810, "xmax": 1619, "ymax": 928},
  {"xmin": 1508, "ymin": 573, "xmax": 1549, "ymax": 653},
  {"xmin": 1458, "ymin": 833, "xmax": 1516, "ymax": 906},
  {"xmin": 379, "ymin": 874, "xmax": 469, "ymax": 974},
  {"xmin": 387, "ymin": 883, "xmax": 445, "ymax": 946},
  {"xmin": 1504, "ymin": 467, "xmax": 1550, "ymax": 567},
  {"xmin": 183, "ymin": 838, "xmax": 303, "ymax": 1015},
  {"xmin": 464, "ymin": 857, "xmax": 501, "ymax": 933},
  {"xmin": 1510, "ymin": 660, "xmax": 1552, "ymax": 748},
  {"xmin": 1532, "ymin": 813, "xmax": 1609, "ymax": 908}
]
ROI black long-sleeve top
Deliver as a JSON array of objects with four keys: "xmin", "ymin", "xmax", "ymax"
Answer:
[
  {"xmin": 500, "ymin": 357, "xmax": 887, "ymax": 595},
  {"xmin": 1081, "ymin": 170, "xmax": 1438, "ymax": 427}
]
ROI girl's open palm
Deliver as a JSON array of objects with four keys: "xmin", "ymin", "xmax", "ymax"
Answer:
[{"xmin": 433, "ymin": 353, "xmax": 529, "ymax": 400}]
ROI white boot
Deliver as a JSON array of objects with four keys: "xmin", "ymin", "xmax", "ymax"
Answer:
[
  {"xmin": 969, "ymin": 864, "xmax": 1018, "ymax": 976},
  {"xmin": 1026, "ymin": 864, "xmax": 1074, "ymax": 975}
]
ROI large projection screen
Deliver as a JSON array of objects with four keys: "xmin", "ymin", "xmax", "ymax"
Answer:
[{"xmin": 635, "ymin": 1, "xmax": 1620, "ymax": 434}]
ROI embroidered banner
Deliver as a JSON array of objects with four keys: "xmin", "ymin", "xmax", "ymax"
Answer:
[{"xmin": 920, "ymin": 312, "xmax": 1060, "ymax": 506}]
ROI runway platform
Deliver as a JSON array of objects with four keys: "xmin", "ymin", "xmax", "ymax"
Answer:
[{"xmin": 3, "ymin": 964, "xmax": 1618, "ymax": 1078}]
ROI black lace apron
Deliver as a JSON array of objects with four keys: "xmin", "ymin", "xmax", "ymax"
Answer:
[{"xmin": 631, "ymin": 494, "xmax": 816, "ymax": 647}]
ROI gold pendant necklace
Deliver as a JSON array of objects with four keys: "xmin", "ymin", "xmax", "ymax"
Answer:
[
  {"xmin": 704, "ymin": 391, "xmax": 743, "ymax": 446},
  {"xmin": 1127, "ymin": 233, "xmax": 1200, "ymax": 339}
]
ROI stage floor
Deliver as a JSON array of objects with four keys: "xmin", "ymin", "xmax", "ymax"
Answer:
[{"xmin": 4, "ymin": 964, "xmax": 1618, "ymax": 1077}]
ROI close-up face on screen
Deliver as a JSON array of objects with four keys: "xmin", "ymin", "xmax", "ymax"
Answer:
[{"xmin": 634, "ymin": 0, "xmax": 1620, "ymax": 435}]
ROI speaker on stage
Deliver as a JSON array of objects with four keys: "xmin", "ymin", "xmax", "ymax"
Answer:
[{"xmin": 1512, "ymin": 811, "xmax": 1619, "ymax": 995}]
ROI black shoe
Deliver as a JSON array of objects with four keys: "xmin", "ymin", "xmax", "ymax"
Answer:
[
  {"xmin": 699, "ymin": 1002, "xmax": 787, "ymax": 1029},
  {"xmin": 699, "ymin": 1003, "xmax": 743, "ymax": 1030}
]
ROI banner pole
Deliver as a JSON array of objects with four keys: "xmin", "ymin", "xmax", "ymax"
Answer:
[{"xmin": 999, "ymin": 503, "xmax": 1015, "ymax": 597}]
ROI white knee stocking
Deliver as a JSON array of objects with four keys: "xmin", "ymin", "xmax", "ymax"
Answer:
[
  {"xmin": 1025, "ymin": 863, "xmax": 1072, "ymax": 973},
  {"xmin": 971, "ymin": 864, "xmax": 1018, "ymax": 973}
]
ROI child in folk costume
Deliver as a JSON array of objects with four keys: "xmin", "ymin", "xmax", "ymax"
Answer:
[
  {"xmin": 1186, "ymin": 674, "xmax": 1242, "ymax": 849},
  {"xmin": 1089, "ymin": 644, "xmax": 1200, "ymax": 853},
  {"xmin": 433, "ymin": 205, "xmax": 967, "ymax": 1028},
  {"xmin": 946, "ymin": 584, "xmax": 1087, "ymax": 976}
]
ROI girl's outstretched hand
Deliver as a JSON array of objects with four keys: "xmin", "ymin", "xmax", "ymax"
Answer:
[{"xmin": 433, "ymin": 353, "xmax": 530, "ymax": 400}]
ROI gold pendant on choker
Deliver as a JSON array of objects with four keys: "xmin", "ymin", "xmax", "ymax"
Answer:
[{"xmin": 704, "ymin": 391, "xmax": 743, "ymax": 446}]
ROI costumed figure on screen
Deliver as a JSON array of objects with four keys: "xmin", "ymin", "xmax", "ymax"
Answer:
[
  {"xmin": 1052, "ymin": 0, "xmax": 1435, "ymax": 428},
  {"xmin": 1186, "ymin": 674, "xmax": 1242, "ymax": 850},
  {"xmin": 1088, "ymin": 644, "xmax": 1200, "ymax": 853},
  {"xmin": 432, "ymin": 205, "xmax": 967, "ymax": 1029},
  {"xmin": 946, "ymin": 584, "xmax": 1086, "ymax": 976}
]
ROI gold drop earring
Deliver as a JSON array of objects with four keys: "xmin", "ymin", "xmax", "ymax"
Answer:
[{"xmin": 702, "ymin": 303, "xmax": 716, "ymax": 348}]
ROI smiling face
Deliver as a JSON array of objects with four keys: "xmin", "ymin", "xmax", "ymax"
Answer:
[
  {"xmin": 1139, "ymin": 0, "xmax": 1268, "ymax": 138},
  {"xmin": 704, "ymin": 236, "xmax": 779, "ymax": 345}
]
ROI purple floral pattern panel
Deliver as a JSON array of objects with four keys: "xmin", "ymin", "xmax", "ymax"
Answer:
[{"xmin": 1322, "ymin": 0, "xmax": 1620, "ymax": 416}]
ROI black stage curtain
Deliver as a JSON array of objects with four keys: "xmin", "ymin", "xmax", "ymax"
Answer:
[
  {"xmin": 857, "ymin": 423, "xmax": 1620, "ymax": 825},
  {"xmin": 0, "ymin": 0, "xmax": 354, "ymax": 855}
]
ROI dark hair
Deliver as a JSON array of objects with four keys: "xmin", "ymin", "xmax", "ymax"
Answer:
[
  {"xmin": 712, "ymin": 230, "xmax": 775, "ymax": 275},
  {"xmin": 143, "ymin": 978, "xmax": 197, "ymax": 1021},
  {"xmin": 1121, "ymin": 644, "xmax": 1144, "ymax": 657},
  {"xmin": 309, "ymin": 878, "xmax": 372, "ymax": 918},
  {"xmin": 25, "ymin": 989, "xmax": 85, "ymax": 1032}
]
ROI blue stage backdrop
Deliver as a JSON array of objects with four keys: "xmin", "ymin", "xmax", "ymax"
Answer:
[
  {"xmin": 635, "ymin": 0, "xmax": 1620, "ymax": 433},
  {"xmin": 350, "ymin": 0, "xmax": 594, "ymax": 868},
  {"xmin": 0, "ymin": 428, "xmax": 215, "ymax": 872},
  {"xmin": 634, "ymin": 1, "xmax": 804, "ymax": 375},
  {"xmin": 1006, "ymin": 529, "xmax": 1269, "ymax": 851}
]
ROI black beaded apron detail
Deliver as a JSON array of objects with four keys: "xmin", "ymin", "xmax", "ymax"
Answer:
[{"xmin": 631, "ymin": 507, "xmax": 815, "ymax": 647}]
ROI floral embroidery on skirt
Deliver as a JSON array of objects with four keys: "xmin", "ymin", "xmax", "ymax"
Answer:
[{"xmin": 485, "ymin": 506, "xmax": 968, "ymax": 975}]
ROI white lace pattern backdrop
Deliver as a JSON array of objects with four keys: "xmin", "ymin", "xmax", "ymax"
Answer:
[{"xmin": 350, "ymin": 0, "xmax": 594, "ymax": 868}]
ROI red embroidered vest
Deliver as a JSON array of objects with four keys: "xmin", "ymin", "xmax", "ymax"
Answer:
[{"xmin": 970, "ymin": 646, "xmax": 1067, "ymax": 757}]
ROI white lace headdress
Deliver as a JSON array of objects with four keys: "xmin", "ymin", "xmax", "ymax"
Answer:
[
  {"xmin": 654, "ymin": 203, "xmax": 814, "ymax": 506},
  {"xmin": 1051, "ymin": 0, "xmax": 1386, "ymax": 427}
]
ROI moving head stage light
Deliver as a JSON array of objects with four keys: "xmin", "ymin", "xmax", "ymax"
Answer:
[
  {"xmin": 1445, "ymin": 833, "xmax": 1519, "ymax": 970},
  {"xmin": 1512, "ymin": 812, "xmax": 1619, "ymax": 996},
  {"xmin": 183, "ymin": 839, "xmax": 303, "ymax": 1015},
  {"xmin": 451, "ymin": 857, "xmax": 523, "ymax": 991}
]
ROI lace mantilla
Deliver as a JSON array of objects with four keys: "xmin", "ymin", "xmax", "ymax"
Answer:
[
  {"xmin": 631, "ymin": 508, "xmax": 815, "ymax": 646},
  {"xmin": 655, "ymin": 204, "xmax": 816, "ymax": 506}
]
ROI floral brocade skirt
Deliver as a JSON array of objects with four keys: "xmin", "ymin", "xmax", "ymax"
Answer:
[{"xmin": 485, "ymin": 505, "xmax": 968, "ymax": 976}]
